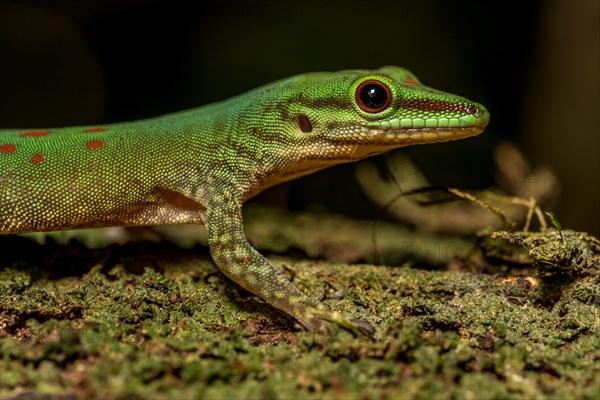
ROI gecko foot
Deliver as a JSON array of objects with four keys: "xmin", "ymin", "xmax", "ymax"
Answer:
[{"xmin": 300, "ymin": 309, "xmax": 375, "ymax": 337}]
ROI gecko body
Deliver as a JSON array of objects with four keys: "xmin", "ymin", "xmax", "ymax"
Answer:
[{"xmin": 0, "ymin": 67, "xmax": 489, "ymax": 334}]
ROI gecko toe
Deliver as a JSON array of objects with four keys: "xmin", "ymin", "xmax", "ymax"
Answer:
[
  {"xmin": 301, "ymin": 308, "xmax": 375, "ymax": 337},
  {"xmin": 349, "ymin": 318, "xmax": 376, "ymax": 337}
]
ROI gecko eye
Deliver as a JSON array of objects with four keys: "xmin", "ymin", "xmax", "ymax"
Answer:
[{"xmin": 356, "ymin": 80, "xmax": 392, "ymax": 113}]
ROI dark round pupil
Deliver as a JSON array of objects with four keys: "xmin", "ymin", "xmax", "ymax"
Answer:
[{"xmin": 360, "ymin": 84, "xmax": 388, "ymax": 109}]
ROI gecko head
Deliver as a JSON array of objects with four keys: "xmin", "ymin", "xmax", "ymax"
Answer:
[{"xmin": 261, "ymin": 66, "xmax": 490, "ymax": 164}]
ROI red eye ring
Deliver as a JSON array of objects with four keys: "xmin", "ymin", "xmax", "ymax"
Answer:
[{"xmin": 355, "ymin": 80, "xmax": 392, "ymax": 113}]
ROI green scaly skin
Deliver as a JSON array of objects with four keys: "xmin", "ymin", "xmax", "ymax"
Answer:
[{"xmin": 0, "ymin": 66, "xmax": 489, "ymax": 335}]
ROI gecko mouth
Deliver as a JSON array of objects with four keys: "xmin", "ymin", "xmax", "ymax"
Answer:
[
  {"xmin": 365, "ymin": 125, "xmax": 486, "ymax": 145},
  {"xmin": 357, "ymin": 109, "xmax": 490, "ymax": 145},
  {"xmin": 321, "ymin": 125, "xmax": 487, "ymax": 154}
]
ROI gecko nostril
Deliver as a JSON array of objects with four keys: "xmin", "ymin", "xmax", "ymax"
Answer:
[
  {"xmin": 298, "ymin": 114, "xmax": 313, "ymax": 133},
  {"xmin": 467, "ymin": 105, "xmax": 479, "ymax": 115}
]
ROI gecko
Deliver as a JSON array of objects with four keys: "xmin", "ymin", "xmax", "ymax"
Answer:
[{"xmin": 0, "ymin": 66, "xmax": 489, "ymax": 335}]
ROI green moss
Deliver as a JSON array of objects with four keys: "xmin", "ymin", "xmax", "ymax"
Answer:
[{"xmin": 1, "ymin": 229, "xmax": 598, "ymax": 399}]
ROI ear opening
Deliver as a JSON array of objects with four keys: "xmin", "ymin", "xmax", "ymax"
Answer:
[{"xmin": 298, "ymin": 114, "xmax": 313, "ymax": 133}]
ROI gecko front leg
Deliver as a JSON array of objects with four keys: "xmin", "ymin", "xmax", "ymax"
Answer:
[{"xmin": 204, "ymin": 186, "xmax": 374, "ymax": 336}]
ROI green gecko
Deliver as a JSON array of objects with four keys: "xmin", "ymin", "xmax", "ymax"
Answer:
[{"xmin": 0, "ymin": 66, "xmax": 489, "ymax": 335}]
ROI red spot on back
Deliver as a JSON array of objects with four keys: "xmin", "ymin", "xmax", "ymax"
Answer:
[
  {"xmin": 31, "ymin": 153, "xmax": 44, "ymax": 164},
  {"xmin": 20, "ymin": 130, "xmax": 51, "ymax": 138},
  {"xmin": 84, "ymin": 127, "xmax": 107, "ymax": 133},
  {"xmin": 86, "ymin": 140, "xmax": 104, "ymax": 150},
  {"xmin": 0, "ymin": 144, "xmax": 17, "ymax": 154},
  {"xmin": 405, "ymin": 77, "xmax": 419, "ymax": 86}
]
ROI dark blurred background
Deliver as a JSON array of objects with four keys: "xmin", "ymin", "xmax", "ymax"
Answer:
[{"xmin": 0, "ymin": 0, "xmax": 598, "ymax": 236}]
